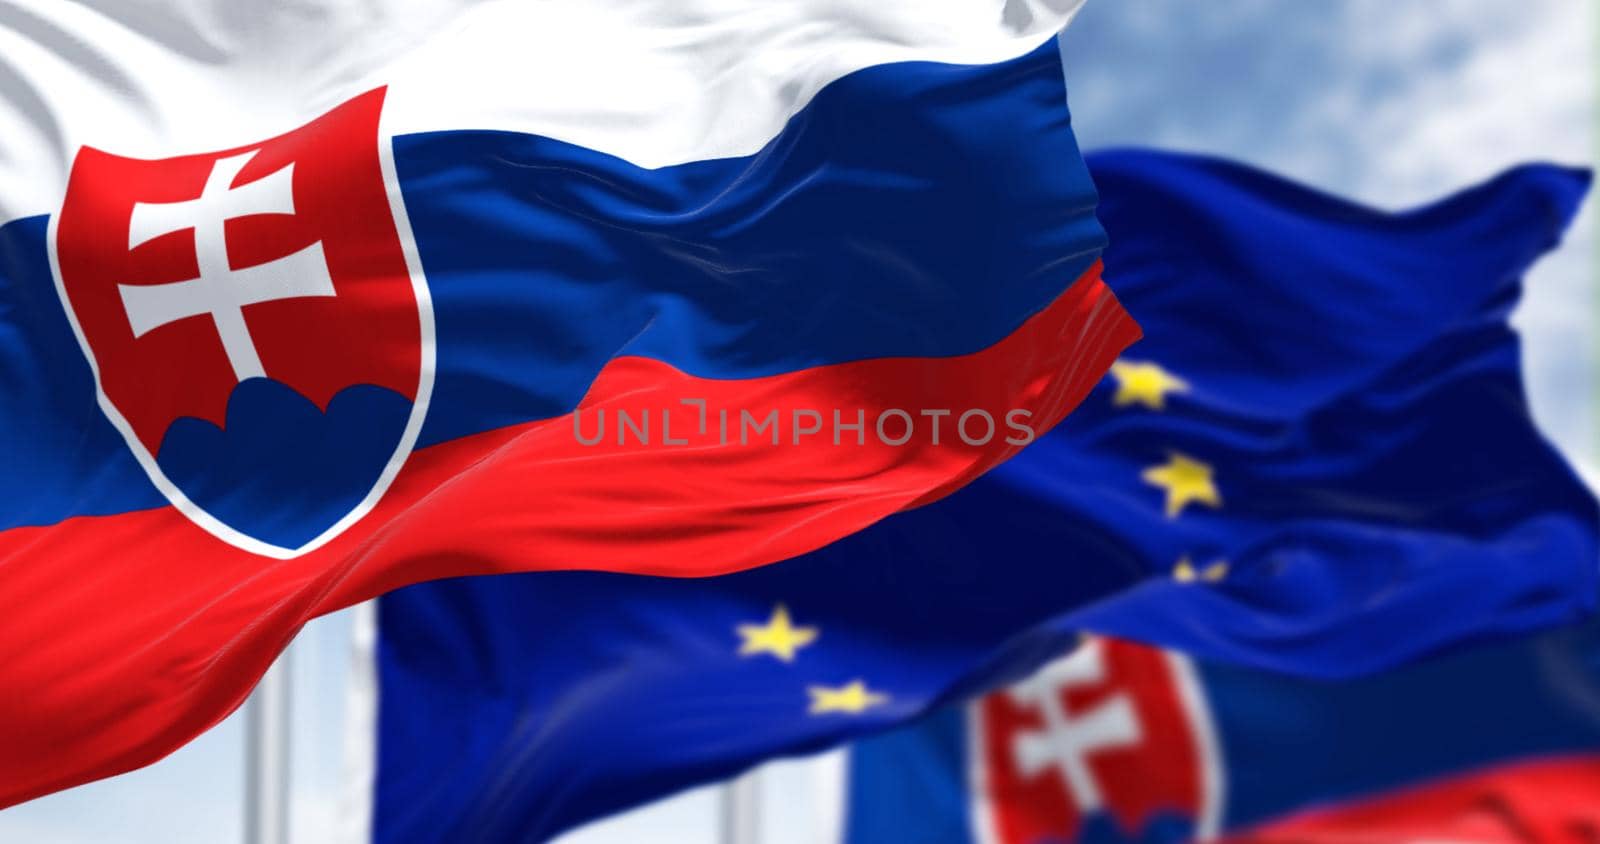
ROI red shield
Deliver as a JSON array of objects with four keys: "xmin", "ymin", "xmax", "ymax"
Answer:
[
  {"xmin": 50, "ymin": 88, "xmax": 431, "ymax": 558},
  {"xmin": 971, "ymin": 638, "xmax": 1223, "ymax": 842}
]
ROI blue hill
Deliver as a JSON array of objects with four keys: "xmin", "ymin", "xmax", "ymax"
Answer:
[
  {"xmin": 156, "ymin": 379, "xmax": 414, "ymax": 550},
  {"xmin": 1025, "ymin": 812, "xmax": 1198, "ymax": 844}
]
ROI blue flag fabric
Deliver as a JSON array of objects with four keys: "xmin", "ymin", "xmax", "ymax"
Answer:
[
  {"xmin": 1037, "ymin": 151, "xmax": 1598, "ymax": 674},
  {"xmin": 370, "ymin": 151, "xmax": 1595, "ymax": 842}
]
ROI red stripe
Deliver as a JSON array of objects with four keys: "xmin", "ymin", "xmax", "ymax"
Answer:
[
  {"xmin": 0, "ymin": 262, "xmax": 1134, "ymax": 807},
  {"xmin": 1224, "ymin": 755, "xmax": 1600, "ymax": 844}
]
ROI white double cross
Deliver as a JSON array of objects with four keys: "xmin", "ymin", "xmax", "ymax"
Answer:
[
  {"xmin": 120, "ymin": 150, "xmax": 337, "ymax": 382},
  {"xmin": 1008, "ymin": 640, "xmax": 1143, "ymax": 812}
]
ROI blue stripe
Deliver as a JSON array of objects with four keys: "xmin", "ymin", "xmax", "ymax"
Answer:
[
  {"xmin": 398, "ymin": 40, "xmax": 1101, "ymax": 445},
  {"xmin": 0, "ymin": 39, "xmax": 1101, "ymax": 529},
  {"xmin": 842, "ymin": 707, "xmax": 975, "ymax": 844},
  {"xmin": 1208, "ymin": 621, "xmax": 1600, "ymax": 826},
  {"xmin": 0, "ymin": 215, "xmax": 164, "ymax": 527}
]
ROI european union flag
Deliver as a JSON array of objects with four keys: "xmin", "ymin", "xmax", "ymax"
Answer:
[
  {"xmin": 366, "ymin": 151, "xmax": 1596, "ymax": 842},
  {"xmin": 1069, "ymin": 151, "xmax": 1596, "ymax": 673}
]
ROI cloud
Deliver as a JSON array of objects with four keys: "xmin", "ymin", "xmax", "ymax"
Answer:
[
  {"xmin": 1064, "ymin": 0, "xmax": 1595, "ymax": 462},
  {"xmin": 1327, "ymin": 0, "xmax": 1595, "ymax": 458}
]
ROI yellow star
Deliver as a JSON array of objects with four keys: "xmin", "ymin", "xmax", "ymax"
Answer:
[
  {"xmin": 1110, "ymin": 360, "xmax": 1189, "ymax": 410},
  {"xmin": 807, "ymin": 679, "xmax": 889, "ymax": 715},
  {"xmin": 737, "ymin": 604, "xmax": 818, "ymax": 662},
  {"xmin": 1173, "ymin": 556, "xmax": 1230, "ymax": 584},
  {"xmin": 1141, "ymin": 452, "xmax": 1221, "ymax": 518}
]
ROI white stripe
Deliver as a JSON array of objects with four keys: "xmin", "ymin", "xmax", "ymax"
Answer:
[
  {"xmin": 966, "ymin": 698, "xmax": 1004, "ymax": 844},
  {"xmin": 808, "ymin": 749, "xmax": 849, "ymax": 844},
  {"xmin": 0, "ymin": 0, "xmax": 1087, "ymax": 224}
]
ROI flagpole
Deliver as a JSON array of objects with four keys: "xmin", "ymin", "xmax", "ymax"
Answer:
[
  {"xmin": 244, "ymin": 649, "xmax": 293, "ymax": 844},
  {"xmin": 719, "ymin": 769, "xmax": 762, "ymax": 844},
  {"xmin": 337, "ymin": 602, "xmax": 380, "ymax": 844}
]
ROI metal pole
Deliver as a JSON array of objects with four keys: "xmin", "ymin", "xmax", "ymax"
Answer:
[
  {"xmin": 337, "ymin": 602, "xmax": 380, "ymax": 844},
  {"xmin": 719, "ymin": 769, "xmax": 762, "ymax": 844},
  {"xmin": 245, "ymin": 649, "xmax": 293, "ymax": 844}
]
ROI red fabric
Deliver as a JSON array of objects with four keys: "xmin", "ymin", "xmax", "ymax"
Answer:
[
  {"xmin": 0, "ymin": 263, "xmax": 1135, "ymax": 808},
  {"xmin": 1226, "ymin": 755, "xmax": 1600, "ymax": 844}
]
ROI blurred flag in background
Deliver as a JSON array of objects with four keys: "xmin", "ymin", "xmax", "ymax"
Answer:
[
  {"xmin": 844, "ymin": 626, "xmax": 1600, "ymax": 843},
  {"xmin": 1064, "ymin": 151, "xmax": 1596, "ymax": 675},
  {"xmin": 364, "ymin": 150, "xmax": 1595, "ymax": 842}
]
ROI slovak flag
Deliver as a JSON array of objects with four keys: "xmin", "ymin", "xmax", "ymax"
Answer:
[
  {"xmin": 0, "ymin": 0, "xmax": 1133, "ymax": 805},
  {"xmin": 845, "ymin": 628, "xmax": 1600, "ymax": 842}
]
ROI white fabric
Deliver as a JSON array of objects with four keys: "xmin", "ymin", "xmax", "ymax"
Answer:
[{"xmin": 0, "ymin": 0, "xmax": 1087, "ymax": 223}]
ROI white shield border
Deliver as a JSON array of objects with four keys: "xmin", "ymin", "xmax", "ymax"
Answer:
[
  {"xmin": 45, "ymin": 105, "xmax": 436, "ymax": 560},
  {"xmin": 965, "ymin": 641, "xmax": 1228, "ymax": 842}
]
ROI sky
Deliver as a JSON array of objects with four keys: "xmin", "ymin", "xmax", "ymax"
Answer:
[{"xmin": 1, "ymin": 2, "xmax": 1594, "ymax": 843}]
